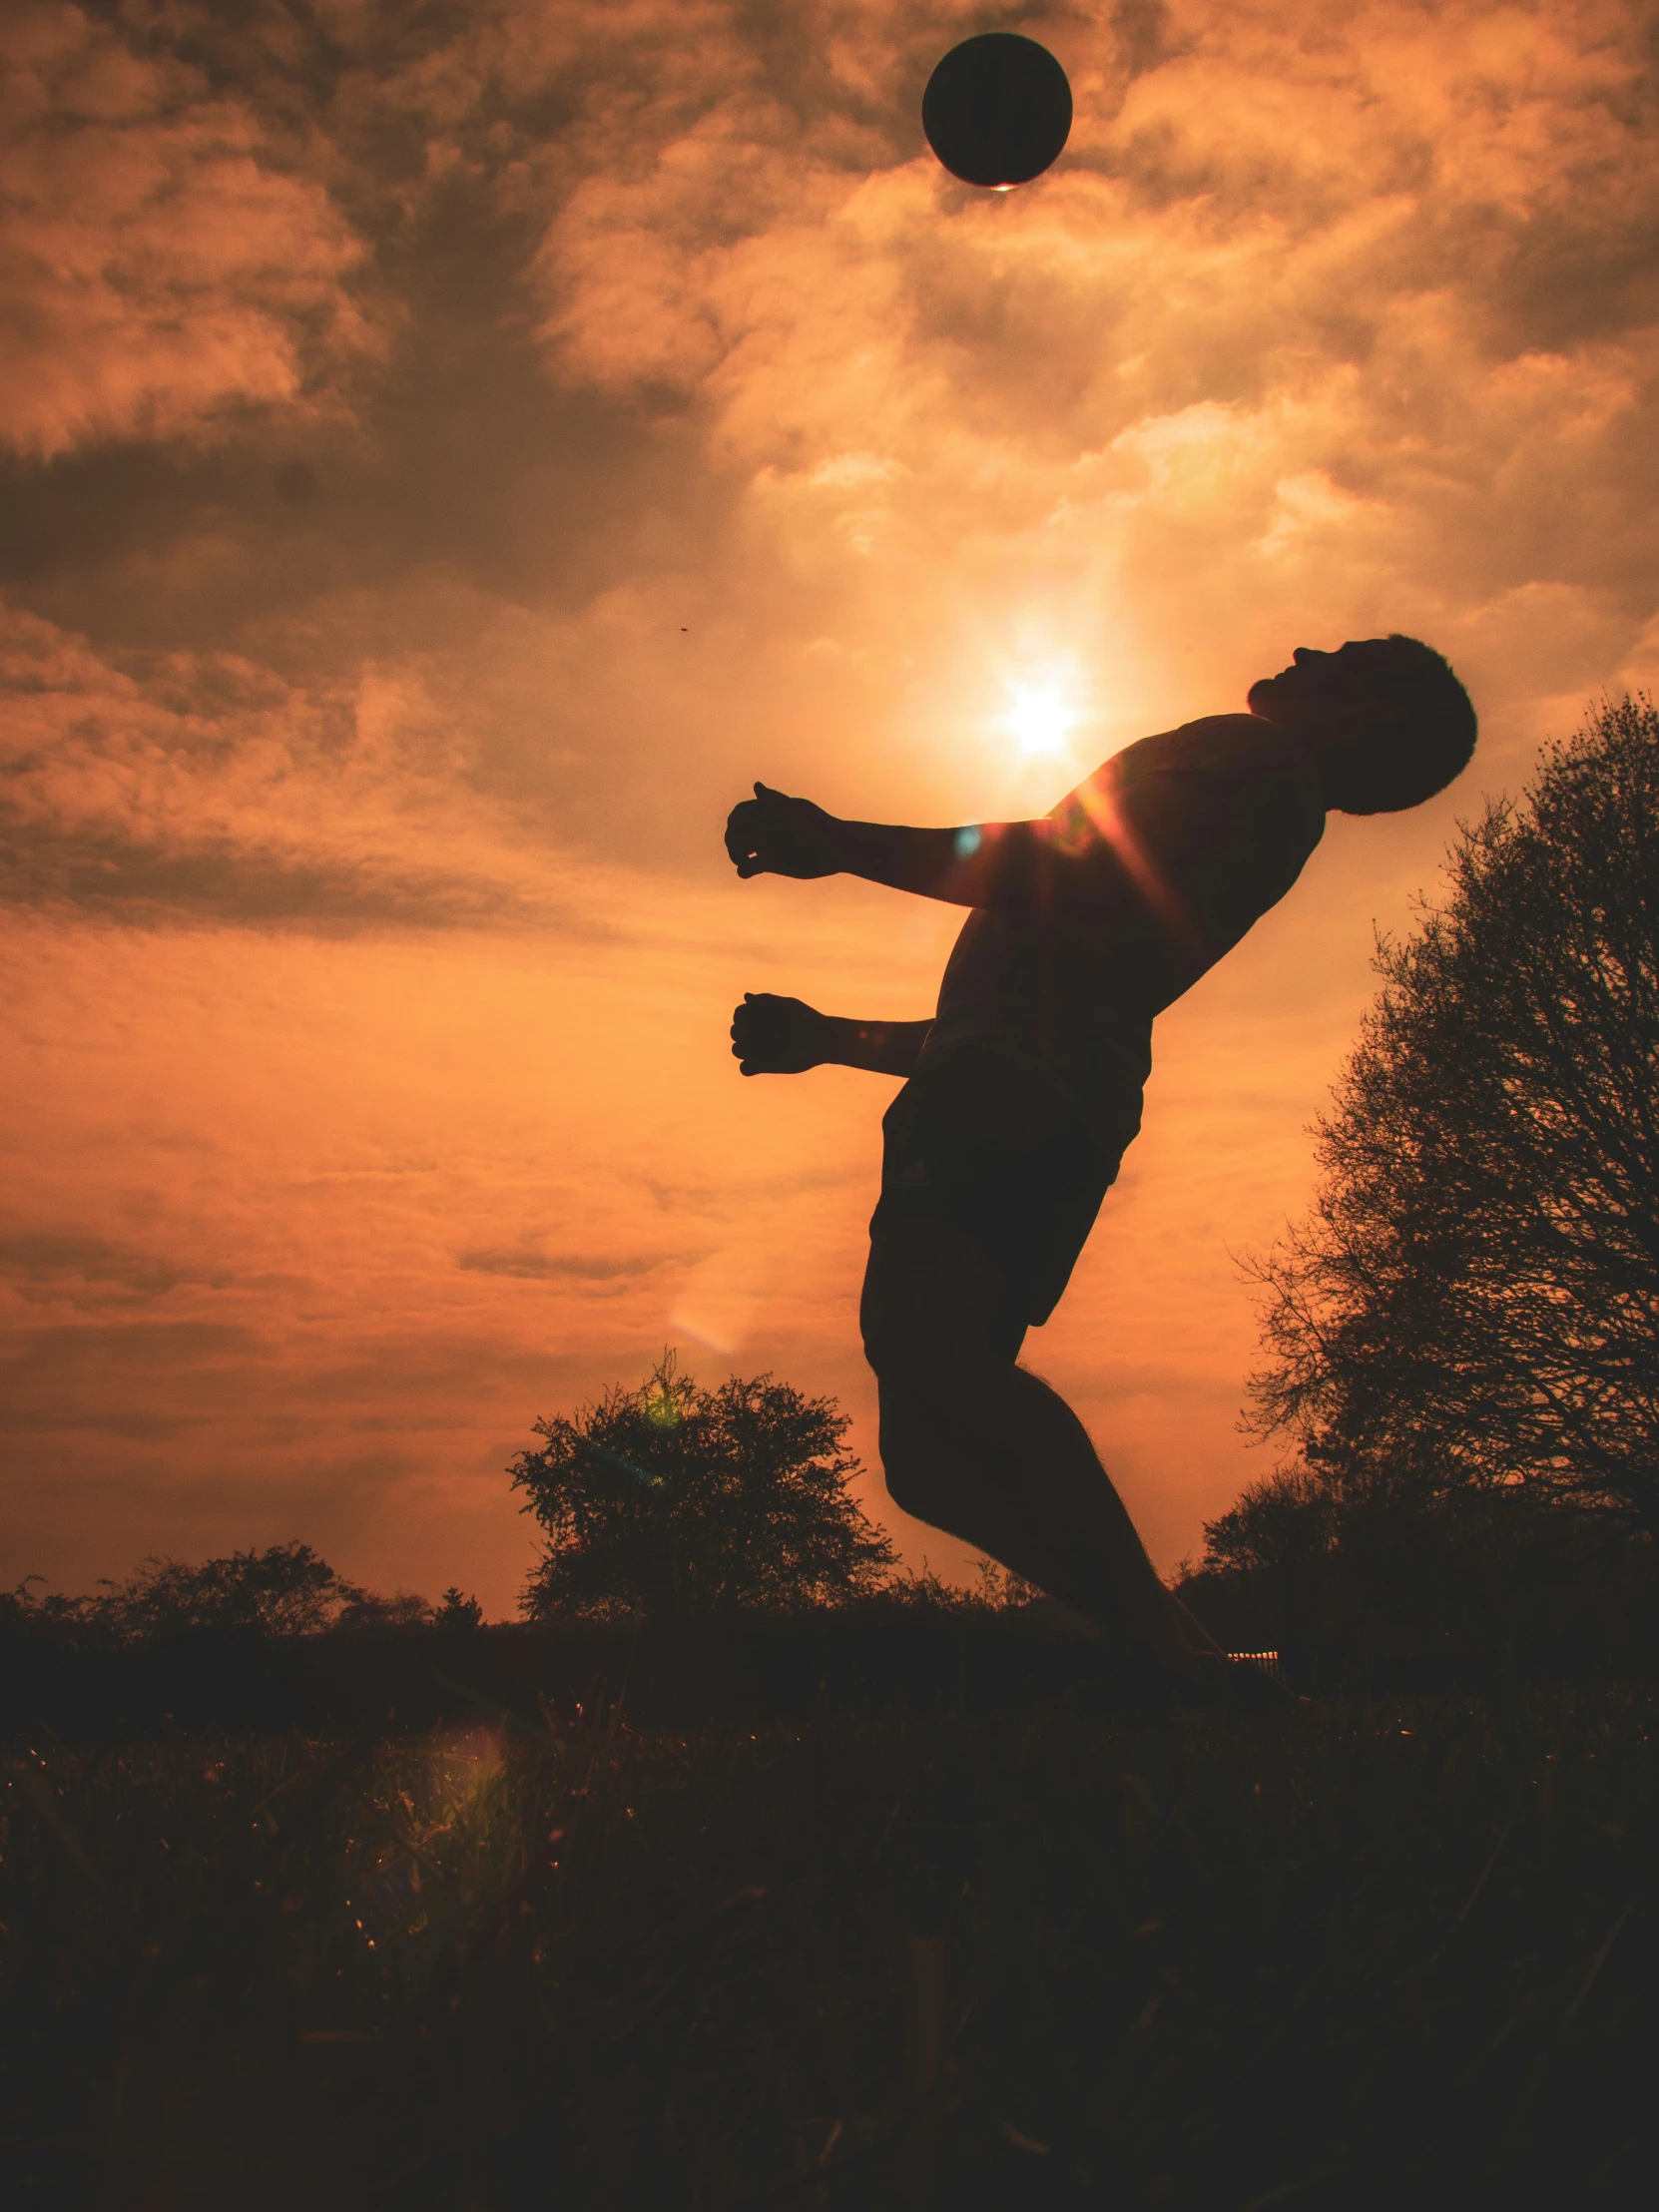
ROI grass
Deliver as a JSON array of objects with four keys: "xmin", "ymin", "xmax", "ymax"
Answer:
[{"xmin": 3, "ymin": 1679, "xmax": 1655, "ymax": 2209}]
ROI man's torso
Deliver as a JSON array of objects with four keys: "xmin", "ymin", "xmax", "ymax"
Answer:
[{"xmin": 921, "ymin": 714, "xmax": 1328, "ymax": 1147}]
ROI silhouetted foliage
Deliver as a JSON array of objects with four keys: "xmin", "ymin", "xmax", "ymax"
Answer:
[
  {"xmin": 434, "ymin": 1586, "xmax": 485, "ymax": 1632},
  {"xmin": 1200, "ymin": 1466, "xmax": 1338, "ymax": 1578},
  {"xmin": 0, "ymin": 1578, "xmax": 89, "ymax": 1646},
  {"xmin": 334, "ymin": 1587, "xmax": 439, "ymax": 1633},
  {"xmin": 1244, "ymin": 697, "xmax": 1659, "ymax": 1540},
  {"xmin": 2, "ymin": 1543, "xmax": 436, "ymax": 1649},
  {"xmin": 970, "ymin": 1555, "xmax": 1043, "ymax": 1608},
  {"xmin": 512, "ymin": 1352, "xmax": 897, "ymax": 1622}
]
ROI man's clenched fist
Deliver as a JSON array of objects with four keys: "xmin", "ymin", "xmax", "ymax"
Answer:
[
  {"xmin": 725, "ymin": 783, "xmax": 844, "ymax": 879},
  {"xmin": 730, "ymin": 993, "xmax": 830, "ymax": 1076}
]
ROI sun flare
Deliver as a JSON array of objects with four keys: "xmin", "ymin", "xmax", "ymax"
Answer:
[{"xmin": 1003, "ymin": 674, "xmax": 1077, "ymax": 761}]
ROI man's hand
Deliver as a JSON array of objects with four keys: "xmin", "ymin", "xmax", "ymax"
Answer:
[
  {"xmin": 731, "ymin": 993, "xmax": 830, "ymax": 1075},
  {"xmin": 725, "ymin": 783, "xmax": 845, "ymax": 879}
]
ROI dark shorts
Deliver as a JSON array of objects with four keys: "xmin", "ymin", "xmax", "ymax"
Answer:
[{"xmin": 868, "ymin": 1046, "xmax": 1130, "ymax": 1362}]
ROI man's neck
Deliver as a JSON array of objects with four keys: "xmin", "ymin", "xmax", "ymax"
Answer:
[{"xmin": 1250, "ymin": 712, "xmax": 1340, "ymax": 806}]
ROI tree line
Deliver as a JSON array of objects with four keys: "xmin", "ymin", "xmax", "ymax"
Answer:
[{"xmin": 3, "ymin": 1545, "xmax": 484, "ymax": 1650}]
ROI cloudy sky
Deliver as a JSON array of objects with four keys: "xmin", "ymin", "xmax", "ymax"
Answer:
[{"xmin": 4, "ymin": 0, "xmax": 1656, "ymax": 1614}]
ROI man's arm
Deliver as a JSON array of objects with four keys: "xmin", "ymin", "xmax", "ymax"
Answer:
[
  {"xmin": 726, "ymin": 782, "xmax": 1035, "ymax": 907},
  {"xmin": 732, "ymin": 993, "xmax": 931, "ymax": 1078}
]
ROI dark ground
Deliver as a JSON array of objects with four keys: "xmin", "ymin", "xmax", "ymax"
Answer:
[
  {"xmin": 10, "ymin": 1542, "xmax": 1649, "ymax": 1743},
  {"xmin": 2, "ymin": 1606, "xmax": 1655, "ymax": 2209}
]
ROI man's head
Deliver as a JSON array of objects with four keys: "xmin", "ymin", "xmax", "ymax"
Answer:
[{"xmin": 1248, "ymin": 636, "xmax": 1476, "ymax": 814}]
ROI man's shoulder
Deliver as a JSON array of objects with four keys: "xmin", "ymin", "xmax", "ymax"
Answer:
[
  {"xmin": 1067, "ymin": 715, "xmax": 1326, "ymax": 872},
  {"xmin": 1112, "ymin": 713, "xmax": 1311, "ymax": 781}
]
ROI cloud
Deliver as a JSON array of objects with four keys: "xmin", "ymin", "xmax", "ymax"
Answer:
[
  {"xmin": 456, "ymin": 1246, "xmax": 672, "ymax": 1281},
  {"xmin": 0, "ymin": 804, "xmax": 550, "ymax": 931},
  {"xmin": 0, "ymin": 2, "xmax": 379, "ymax": 458},
  {"xmin": 0, "ymin": 596, "xmax": 600, "ymax": 931},
  {"xmin": 0, "ymin": 1228, "xmax": 210, "ymax": 1308},
  {"xmin": 0, "ymin": 1320, "xmax": 270, "ymax": 1433}
]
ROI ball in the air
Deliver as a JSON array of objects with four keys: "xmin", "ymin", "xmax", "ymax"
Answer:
[{"xmin": 922, "ymin": 32, "xmax": 1072, "ymax": 189}]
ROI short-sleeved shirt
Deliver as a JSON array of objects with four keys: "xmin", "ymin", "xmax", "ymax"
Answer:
[{"xmin": 917, "ymin": 715, "xmax": 1328, "ymax": 1151}]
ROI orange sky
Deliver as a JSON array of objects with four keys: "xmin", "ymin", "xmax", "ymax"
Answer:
[{"xmin": 4, "ymin": 0, "xmax": 1658, "ymax": 1616}]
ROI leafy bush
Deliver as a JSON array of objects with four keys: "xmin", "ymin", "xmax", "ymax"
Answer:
[{"xmin": 512, "ymin": 1353, "xmax": 896, "ymax": 1622}]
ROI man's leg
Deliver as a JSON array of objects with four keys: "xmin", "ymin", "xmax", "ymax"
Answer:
[{"xmin": 861, "ymin": 1207, "xmax": 1216, "ymax": 1680}]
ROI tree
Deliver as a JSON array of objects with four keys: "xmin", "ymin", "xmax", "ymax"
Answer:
[
  {"xmin": 511, "ymin": 1353, "xmax": 897, "ymax": 1621},
  {"xmin": 1199, "ymin": 1467, "xmax": 1338, "ymax": 1579},
  {"xmin": 1245, "ymin": 696, "xmax": 1659, "ymax": 1539},
  {"xmin": 433, "ymin": 1586, "xmax": 485, "ymax": 1632}
]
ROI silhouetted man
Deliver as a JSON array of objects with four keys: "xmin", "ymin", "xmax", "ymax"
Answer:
[{"xmin": 725, "ymin": 638, "xmax": 1476, "ymax": 1689}]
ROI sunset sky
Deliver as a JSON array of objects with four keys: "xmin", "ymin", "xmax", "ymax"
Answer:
[{"xmin": 4, "ymin": 0, "xmax": 1657, "ymax": 1616}]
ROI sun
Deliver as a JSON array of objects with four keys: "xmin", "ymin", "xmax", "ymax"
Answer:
[{"xmin": 1003, "ymin": 673, "xmax": 1076, "ymax": 761}]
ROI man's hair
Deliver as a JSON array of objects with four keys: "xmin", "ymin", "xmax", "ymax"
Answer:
[{"xmin": 1327, "ymin": 635, "xmax": 1477, "ymax": 815}]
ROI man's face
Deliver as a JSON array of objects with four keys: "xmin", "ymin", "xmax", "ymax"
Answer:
[{"xmin": 1247, "ymin": 639, "xmax": 1395, "ymax": 725}]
